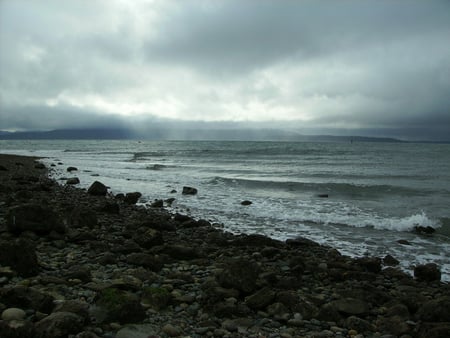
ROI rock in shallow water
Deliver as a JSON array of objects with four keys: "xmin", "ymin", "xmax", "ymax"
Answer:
[
  {"xmin": 87, "ymin": 181, "xmax": 107, "ymax": 196},
  {"xmin": 414, "ymin": 263, "xmax": 441, "ymax": 282}
]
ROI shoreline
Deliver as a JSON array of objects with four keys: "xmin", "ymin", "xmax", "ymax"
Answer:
[{"xmin": 1, "ymin": 154, "xmax": 449, "ymax": 338}]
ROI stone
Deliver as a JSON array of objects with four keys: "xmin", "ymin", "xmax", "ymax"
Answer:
[
  {"xmin": 94, "ymin": 288, "xmax": 145, "ymax": 324},
  {"xmin": 182, "ymin": 186, "xmax": 198, "ymax": 195},
  {"xmin": 67, "ymin": 166, "xmax": 78, "ymax": 172},
  {"xmin": 162, "ymin": 323, "xmax": 182, "ymax": 337},
  {"xmin": 150, "ymin": 199, "xmax": 164, "ymax": 208},
  {"xmin": 383, "ymin": 254, "xmax": 400, "ymax": 266},
  {"xmin": 115, "ymin": 324, "xmax": 159, "ymax": 338},
  {"xmin": 416, "ymin": 296, "xmax": 450, "ymax": 322},
  {"xmin": 65, "ymin": 265, "xmax": 92, "ymax": 283},
  {"xmin": 141, "ymin": 287, "xmax": 172, "ymax": 310},
  {"xmin": 1, "ymin": 286, "xmax": 55, "ymax": 313},
  {"xmin": 133, "ymin": 228, "xmax": 163, "ymax": 249},
  {"xmin": 354, "ymin": 257, "xmax": 382, "ymax": 273},
  {"xmin": 35, "ymin": 163, "xmax": 46, "ymax": 169},
  {"xmin": 35, "ymin": 312, "xmax": 84, "ymax": 338},
  {"xmin": 345, "ymin": 316, "xmax": 375, "ymax": 332},
  {"xmin": 245, "ymin": 287, "xmax": 276, "ymax": 310},
  {"xmin": 66, "ymin": 177, "xmax": 80, "ymax": 185},
  {"xmin": 241, "ymin": 200, "xmax": 252, "ymax": 206},
  {"xmin": 1, "ymin": 308, "xmax": 26, "ymax": 321},
  {"xmin": 216, "ymin": 258, "xmax": 260, "ymax": 294},
  {"xmin": 67, "ymin": 206, "xmax": 98, "ymax": 229},
  {"xmin": 101, "ymin": 201, "xmax": 120, "ymax": 214},
  {"xmin": 163, "ymin": 244, "xmax": 201, "ymax": 260},
  {"xmin": 331, "ymin": 298, "xmax": 370, "ymax": 315},
  {"xmin": 414, "ymin": 263, "xmax": 441, "ymax": 282},
  {"xmin": 414, "ymin": 225, "xmax": 435, "ymax": 234},
  {"xmin": 397, "ymin": 239, "xmax": 411, "ymax": 245},
  {"xmin": 0, "ymin": 238, "xmax": 39, "ymax": 277},
  {"xmin": 53, "ymin": 300, "xmax": 90, "ymax": 323},
  {"xmin": 376, "ymin": 315, "xmax": 410, "ymax": 336},
  {"xmin": 0, "ymin": 319, "xmax": 35, "ymax": 338},
  {"xmin": 6, "ymin": 203, "xmax": 64, "ymax": 235},
  {"xmin": 87, "ymin": 181, "xmax": 108, "ymax": 196},
  {"xmin": 124, "ymin": 192, "xmax": 142, "ymax": 204},
  {"xmin": 125, "ymin": 253, "xmax": 164, "ymax": 271}
]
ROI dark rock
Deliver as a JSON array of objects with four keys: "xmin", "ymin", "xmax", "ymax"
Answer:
[
  {"xmin": 0, "ymin": 319, "xmax": 35, "ymax": 338},
  {"xmin": 414, "ymin": 225, "xmax": 435, "ymax": 234},
  {"xmin": 163, "ymin": 245, "xmax": 201, "ymax": 260},
  {"xmin": 233, "ymin": 233, "xmax": 282, "ymax": 247},
  {"xmin": 67, "ymin": 207, "xmax": 97, "ymax": 229},
  {"xmin": 245, "ymin": 287, "xmax": 276, "ymax": 310},
  {"xmin": 182, "ymin": 186, "xmax": 198, "ymax": 195},
  {"xmin": 111, "ymin": 240, "xmax": 141, "ymax": 254},
  {"xmin": 286, "ymin": 237, "xmax": 320, "ymax": 247},
  {"xmin": 35, "ymin": 311, "xmax": 84, "ymax": 338},
  {"xmin": 65, "ymin": 265, "xmax": 92, "ymax": 283},
  {"xmin": 125, "ymin": 253, "xmax": 163, "ymax": 271},
  {"xmin": 1, "ymin": 286, "xmax": 54, "ymax": 313},
  {"xmin": 330, "ymin": 298, "xmax": 370, "ymax": 315},
  {"xmin": 67, "ymin": 166, "xmax": 78, "ymax": 172},
  {"xmin": 124, "ymin": 192, "xmax": 142, "ymax": 204},
  {"xmin": 53, "ymin": 300, "xmax": 90, "ymax": 324},
  {"xmin": 376, "ymin": 315, "xmax": 411, "ymax": 336},
  {"xmin": 133, "ymin": 228, "xmax": 163, "ymax": 249},
  {"xmin": 345, "ymin": 316, "xmax": 375, "ymax": 332},
  {"xmin": 101, "ymin": 202, "xmax": 120, "ymax": 214},
  {"xmin": 383, "ymin": 254, "xmax": 400, "ymax": 266},
  {"xmin": 318, "ymin": 194, "xmax": 329, "ymax": 198},
  {"xmin": 414, "ymin": 263, "xmax": 441, "ymax": 282},
  {"xmin": 34, "ymin": 163, "xmax": 46, "ymax": 169},
  {"xmin": 150, "ymin": 199, "xmax": 164, "ymax": 208},
  {"xmin": 416, "ymin": 296, "xmax": 450, "ymax": 322},
  {"xmin": 386, "ymin": 303, "xmax": 410, "ymax": 319},
  {"xmin": 241, "ymin": 200, "xmax": 252, "ymax": 206},
  {"xmin": 0, "ymin": 165, "xmax": 8, "ymax": 171},
  {"xmin": 6, "ymin": 203, "xmax": 64, "ymax": 235},
  {"xmin": 397, "ymin": 239, "xmax": 411, "ymax": 245},
  {"xmin": 97, "ymin": 253, "xmax": 117, "ymax": 265},
  {"xmin": 141, "ymin": 287, "xmax": 172, "ymax": 310},
  {"xmin": 94, "ymin": 288, "xmax": 145, "ymax": 323},
  {"xmin": 66, "ymin": 177, "xmax": 80, "ymax": 185},
  {"xmin": 216, "ymin": 258, "xmax": 260, "ymax": 294},
  {"xmin": 87, "ymin": 181, "xmax": 107, "ymax": 196},
  {"xmin": 165, "ymin": 197, "xmax": 176, "ymax": 205},
  {"xmin": 0, "ymin": 238, "xmax": 39, "ymax": 277},
  {"xmin": 417, "ymin": 323, "xmax": 450, "ymax": 338},
  {"xmin": 354, "ymin": 257, "xmax": 382, "ymax": 273}
]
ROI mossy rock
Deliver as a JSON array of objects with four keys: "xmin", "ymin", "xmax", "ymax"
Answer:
[
  {"xmin": 95, "ymin": 288, "xmax": 145, "ymax": 323},
  {"xmin": 141, "ymin": 287, "xmax": 172, "ymax": 310}
]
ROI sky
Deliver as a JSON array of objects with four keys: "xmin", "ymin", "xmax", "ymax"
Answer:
[{"xmin": 1, "ymin": 0, "xmax": 450, "ymax": 140}]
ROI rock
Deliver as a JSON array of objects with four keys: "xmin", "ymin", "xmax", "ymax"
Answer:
[
  {"xmin": 0, "ymin": 238, "xmax": 39, "ymax": 277},
  {"xmin": 1, "ymin": 286, "xmax": 55, "ymax": 313},
  {"xmin": 101, "ymin": 202, "xmax": 120, "ymax": 214},
  {"xmin": 345, "ymin": 316, "xmax": 375, "ymax": 332},
  {"xmin": 330, "ymin": 298, "xmax": 370, "ymax": 315},
  {"xmin": 35, "ymin": 311, "xmax": 84, "ymax": 338},
  {"xmin": 182, "ymin": 186, "xmax": 198, "ymax": 195},
  {"xmin": 65, "ymin": 265, "xmax": 92, "ymax": 283},
  {"xmin": 115, "ymin": 324, "xmax": 159, "ymax": 338},
  {"xmin": 6, "ymin": 203, "xmax": 64, "ymax": 235},
  {"xmin": 94, "ymin": 288, "xmax": 145, "ymax": 323},
  {"xmin": 414, "ymin": 263, "xmax": 441, "ymax": 282},
  {"xmin": 383, "ymin": 254, "xmax": 400, "ymax": 266},
  {"xmin": 67, "ymin": 206, "xmax": 98, "ymax": 229},
  {"xmin": 141, "ymin": 287, "xmax": 172, "ymax": 310},
  {"xmin": 162, "ymin": 323, "xmax": 182, "ymax": 337},
  {"xmin": 67, "ymin": 166, "xmax": 78, "ymax": 172},
  {"xmin": 0, "ymin": 319, "xmax": 35, "ymax": 338},
  {"xmin": 216, "ymin": 258, "xmax": 260, "ymax": 294},
  {"xmin": 414, "ymin": 225, "xmax": 435, "ymax": 234},
  {"xmin": 0, "ymin": 165, "xmax": 8, "ymax": 171},
  {"xmin": 397, "ymin": 239, "xmax": 411, "ymax": 245},
  {"xmin": 87, "ymin": 181, "xmax": 108, "ymax": 196},
  {"xmin": 418, "ymin": 323, "xmax": 450, "ymax": 338},
  {"xmin": 34, "ymin": 163, "xmax": 46, "ymax": 169},
  {"xmin": 1, "ymin": 308, "xmax": 26, "ymax": 321},
  {"xmin": 53, "ymin": 300, "xmax": 90, "ymax": 323},
  {"xmin": 133, "ymin": 228, "xmax": 163, "ymax": 249},
  {"xmin": 354, "ymin": 257, "xmax": 382, "ymax": 273},
  {"xmin": 150, "ymin": 199, "xmax": 164, "ymax": 208},
  {"xmin": 125, "ymin": 253, "xmax": 164, "ymax": 271},
  {"xmin": 376, "ymin": 315, "xmax": 410, "ymax": 336},
  {"xmin": 124, "ymin": 192, "xmax": 142, "ymax": 204},
  {"xmin": 163, "ymin": 244, "xmax": 201, "ymax": 260},
  {"xmin": 241, "ymin": 200, "xmax": 252, "ymax": 206},
  {"xmin": 245, "ymin": 287, "xmax": 276, "ymax": 310},
  {"xmin": 318, "ymin": 194, "xmax": 329, "ymax": 198},
  {"xmin": 66, "ymin": 177, "xmax": 80, "ymax": 185},
  {"xmin": 416, "ymin": 296, "xmax": 450, "ymax": 322}
]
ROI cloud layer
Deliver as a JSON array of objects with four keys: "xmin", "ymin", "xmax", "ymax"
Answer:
[{"xmin": 1, "ymin": 0, "xmax": 449, "ymax": 140}]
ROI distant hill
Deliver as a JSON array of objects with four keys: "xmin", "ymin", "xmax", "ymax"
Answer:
[{"xmin": 0, "ymin": 127, "xmax": 405, "ymax": 143}]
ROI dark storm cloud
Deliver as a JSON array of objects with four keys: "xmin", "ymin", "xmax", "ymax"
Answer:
[{"xmin": 0, "ymin": 0, "xmax": 449, "ymax": 140}]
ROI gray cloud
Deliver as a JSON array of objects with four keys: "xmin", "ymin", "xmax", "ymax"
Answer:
[{"xmin": 0, "ymin": 0, "xmax": 449, "ymax": 140}]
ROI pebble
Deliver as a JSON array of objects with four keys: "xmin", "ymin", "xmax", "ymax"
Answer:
[{"xmin": 1, "ymin": 308, "xmax": 26, "ymax": 321}]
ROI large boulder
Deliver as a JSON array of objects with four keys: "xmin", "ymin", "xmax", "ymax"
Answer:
[
  {"xmin": 182, "ymin": 186, "xmax": 198, "ymax": 195},
  {"xmin": 124, "ymin": 192, "xmax": 142, "ymax": 204},
  {"xmin": 6, "ymin": 203, "xmax": 64, "ymax": 235},
  {"xmin": 35, "ymin": 312, "xmax": 84, "ymax": 338},
  {"xmin": 416, "ymin": 296, "xmax": 450, "ymax": 322},
  {"xmin": 216, "ymin": 258, "xmax": 260, "ymax": 294},
  {"xmin": 414, "ymin": 263, "xmax": 441, "ymax": 282},
  {"xmin": 0, "ymin": 238, "xmax": 39, "ymax": 277},
  {"xmin": 87, "ymin": 181, "xmax": 108, "ymax": 196}
]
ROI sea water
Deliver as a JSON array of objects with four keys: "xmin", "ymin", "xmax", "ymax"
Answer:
[{"xmin": 1, "ymin": 139, "xmax": 449, "ymax": 280}]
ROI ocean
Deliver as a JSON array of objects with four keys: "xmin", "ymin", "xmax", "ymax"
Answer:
[{"xmin": 1, "ymin": 139, "xmax": 449, "ymax": 281}]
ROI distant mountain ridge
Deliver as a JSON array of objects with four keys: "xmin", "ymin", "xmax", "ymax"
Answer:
[{"xmin": 0, "ymin": 127, "xmax": 405, "ymax": 143}]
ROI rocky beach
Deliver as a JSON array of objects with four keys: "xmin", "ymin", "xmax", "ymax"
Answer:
[{"xmin": 0, "ymin": 154, "xmax": 449, "ymax": 338}]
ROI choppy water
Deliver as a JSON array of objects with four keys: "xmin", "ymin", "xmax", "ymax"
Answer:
[{"xmin": 1, "ymin": 139, "xmax": 449, "ymax": 280}]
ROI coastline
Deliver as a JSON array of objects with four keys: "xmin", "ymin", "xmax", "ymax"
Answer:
[{"xmin": 1, "ymin": 154, "xmax": 449, "ymax": 338}]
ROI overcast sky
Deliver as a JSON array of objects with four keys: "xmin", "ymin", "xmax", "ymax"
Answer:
[{"xmin": 1, "ymin": 0, "xmax": 450, "ymax": 140}]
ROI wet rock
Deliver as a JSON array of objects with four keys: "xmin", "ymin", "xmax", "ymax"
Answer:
[
  {"xmin": 383, "ymin": 254, "xmax": 400, "ymax": 266},
  {"xmin": 318, "ymin": 194, "xmax": 329, "ymax": 198},
  {"xmin": 94, "ymin": 288, "xmax": 145, "ymax": 323},
  {"xmin": 0, "ymin": 238, "xmax": 39, "ymax": 277},
  {"xmin": 6, "ymin": 203, "xmax": 64, "ymax": 235},
  {"xmin": 1, "ymin": 308, "xmax": 26, "ymax": 321},
  {"xmin": 87, "ymin": 181, "xmax": 107, "ymax": 196},
  {"xmin": 150, "ymin": 199, "xmax": 164, "ymax": 208},
  {"xmin": 133, "ymin": 228, "xmax": 163, "ymax": 249},
  {"xmin": 66, "ymin": 177, "xmax": 80, "ymax": 185},
  {"xmin": 414, "ymin": 225, "xmax": 435, "ymax": 234},
  {"xmin": 182, "ymin": 186, "xmax": 198, "ymax": 195},
  {"xmin": 34, "ymin": 163, "xmax": 46, "ymax": 169},
  {"xmin": 354, "ymin": 257, "xmax": 382, "ymax": 273},
  {"xmin": 67, "ymin": 166, "xmax": 78, "ymax": 172},
  {"xmin": 67, "ymin": 206, "xmax": 98, "ymax": 229},
  {"xmin": 414, "ymin": 263, "xmax": 441, "ymax": 282},
  {"xmin": 241, "ymin": 200, "xmax": 252, "ymax": 206},
  {"xmin": 397, "ymin": 239, "xmax": 411, "ymax": 245},
  {"xmin": 35, "ymin": 311, "xmax": 84, "ymax": 338},
  {"xmin": 1, "ymin": 286, "xmax": 55, "ymax": 313},
  {"xmin": 245, "ymin": 287, "xmax": 276, "ymax": 310},
  {"xmin": 216, "ymin": 258, "xmax": 260, "ymax": 294},
  {"xmin": 125, "ymin": 253, "xmax": 164, "ymax": 271},
  {"xmin": 124, "ymin": 192, "xmax": 142, "ymax": 204},
  {"xmin": 416, "ymin": 296, "xmax": 450, "ymax": 322}
]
